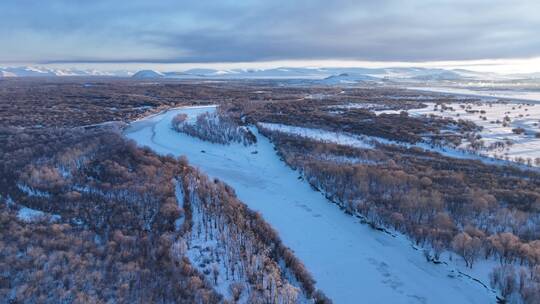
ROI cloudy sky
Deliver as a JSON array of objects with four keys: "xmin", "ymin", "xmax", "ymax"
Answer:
[{"xmin": 1, "ymin": 0, "xmax": 539, "ymax": 72}]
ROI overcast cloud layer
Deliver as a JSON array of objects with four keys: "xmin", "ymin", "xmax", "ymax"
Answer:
[{"xmin": 1, "ymin": 0, "xmax": 539, "ymax": 64}]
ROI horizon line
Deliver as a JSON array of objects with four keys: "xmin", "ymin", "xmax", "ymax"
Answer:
[{"xmin": 1, "ymin": 57, "xmax": 540, "ymax": 74}]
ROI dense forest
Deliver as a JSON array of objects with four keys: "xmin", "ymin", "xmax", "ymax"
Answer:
[
  {"xmin": 225, "ymin": 97, "xmax": 479, "ymax": 147},
  {"xmin": 0, "ymin": 80, "xmax": 333, "ymax": 303},
  {"xmin": 0, "ymin": 128, "xmax": 220, "ymax": 303},
  {"xmin": 0, "ymin": 126, "xmax": 327, "ymax": 303},
  {"xmin": 0, "ymin": 78, "xmax": 341, "ymax": 128}
]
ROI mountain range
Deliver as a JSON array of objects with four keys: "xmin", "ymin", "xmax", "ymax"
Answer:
[
  {"xmin": 2, "ymin": 66, "xmax": 538, "ymax": 84},
  {"xmin": 0, "ymin": 66, "xmax": 131, "ymax": 77}
]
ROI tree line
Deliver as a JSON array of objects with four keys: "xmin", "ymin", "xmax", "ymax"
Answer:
[{"xmin": 259, "ymin": 127, "xmax": 540, "ymax": 303}]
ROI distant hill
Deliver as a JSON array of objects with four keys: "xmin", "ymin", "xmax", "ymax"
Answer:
[
  {"xmin": 0, "ymin": 66, "xmax": 124, "ymax": 77},
  {"xmin": 0, "ymin": 71, "xmax": 17, "ymax": 77},
  {"xmin": 320, "ymin": 73, "xmax": 379, "ymax": 85},
  {"xmin": 1, "ymin": 65, "xmax": 524, "ymax": 82},
  {"xmin": 129, "ymin": 66, "xmax": 498, "ymax": 81},
  {"xmin": 131, "ymin": 70, "xmax": 164, "ymax": 79}
]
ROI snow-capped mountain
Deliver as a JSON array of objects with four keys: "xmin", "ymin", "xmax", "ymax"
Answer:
[
  {"xmin": 131, "ymin": 69, "xmax": 165, "ymax": 79},
  {"xmin": 0, "ymin": 66, "xmax": 126, "ymax": 77},
  {"xmin": 129, "ymin": 67, "xmax": 505, "ymax": 82},
  {"xmin": 0, "ymin": 66, "xmax": 57, "ymax": 77},
  {"xmin": 0, "ymin": 70, "xmax": 17, "ymax": 77},
  {"xmin": 2, "ymin": 65, "xmax": 535, "ymax": 83},
  {"xmin": 319, "ymin": 73, "xmax": 379, "ymax": 85}
]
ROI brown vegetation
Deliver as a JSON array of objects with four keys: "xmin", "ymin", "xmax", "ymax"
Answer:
[
  {"xmin": 256, "ymin": 127, "xmax": 540, "ymax": 303},
  {"xmin": 0, "ymin": 80, "xmax": 334, "ymax": 303},
  {"xmin": 181, "ymin": 164, "xmax": 328, "ymax": 303},
  {"xmin": 218, "ymin": 96, "xmax": 540, "ymax": 303},
  {"xmin": 222, "ymin": 98, "xmax": 478, "ymax": 147},
  {"xmin": 0, "ymin": 129, "xmax": 220, "ymax": 303}
]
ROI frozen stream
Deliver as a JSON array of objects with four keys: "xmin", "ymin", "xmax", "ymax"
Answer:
[{"xmin": 124, "ymin": 105, "xmax": 494, "ymax": 304}]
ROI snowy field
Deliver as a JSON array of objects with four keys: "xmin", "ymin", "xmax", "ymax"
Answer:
[
  {"xmin": 257, "ymin": 121, "xmax": 527, "ymax": 169},
  {"xmin": 408, "ymin": 86, "xmax": 540, "ymax": 103},
  {"xmin": 124, "ymin": 106, "xmax": 495, "ymax": 303},
  {"xmin": 258, "ymin": 122, "xmax": 375, "ymax": 150},
  {"xmin": 376, "ymin": 101, "xmax": 540, "ymax": 165}
]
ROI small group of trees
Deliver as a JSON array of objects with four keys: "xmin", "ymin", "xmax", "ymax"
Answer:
[
  {"xmin": 172, "ymin": 110, "xmax": 257, "ymax": 146},
  {"xmin": 490, "ymin": 264, "xmax": 540, "ymax": 302},
  {"xmin": 451, "ymin": 231, "xmax": 483, "ymax": 268},
  {"xmin": 512, "ymin": 127, "xmax": 526, "ymax": 135}
]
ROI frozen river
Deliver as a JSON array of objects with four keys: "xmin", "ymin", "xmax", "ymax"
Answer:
[{"xmin": 124, "ymin": 105, "xmax": 495, "ymax": 304}]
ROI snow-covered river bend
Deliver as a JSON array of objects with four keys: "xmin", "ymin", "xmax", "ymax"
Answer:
[{"xmin": 124, "ymin": 105, "xmax": 494, "ymax": 304}]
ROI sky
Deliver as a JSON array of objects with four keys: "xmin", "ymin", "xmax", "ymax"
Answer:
[{"xmin": 1, "ymin": 0, "xmax": 540, "ymax": 73}]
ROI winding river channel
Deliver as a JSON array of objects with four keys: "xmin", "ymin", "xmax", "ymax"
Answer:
[{"xmin": 124, "ymin": 105, "xmax": 494, "ymax": 304}]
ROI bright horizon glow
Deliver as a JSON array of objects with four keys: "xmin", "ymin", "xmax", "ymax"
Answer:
[{"xmin": 4, "ymin": 57, "xmax": 539, "ymax": 75}]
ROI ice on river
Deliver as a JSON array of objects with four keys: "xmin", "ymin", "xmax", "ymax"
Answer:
[{"xmin": 124, "ymin": 106, "xmax": 495, "ymax": 304}]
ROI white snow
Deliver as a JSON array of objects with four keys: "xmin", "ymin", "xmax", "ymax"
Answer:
[
  {"xmin": 17, "ymin": 207, "xmax": 46, "ymax": 221},
  {"xmin": 173, "ymin": 180, "xmax": 185, "ymax": 231},
  {"xmin": 258, "ymin": 122, "xmax": 375, "ymax": 150},
  {"xmin": 17, "ymin": 183, "xmax": 51, "ymax": 198},
  {"xmin": 377, "ymin": 102, "xmax": 540, "ymax": 165},
  {"xmin": 0, "ymin": 66, "xmax": 117, "ymax": 77},
  {"xmin": 184, "ymin": 192, "xmax": 241, "ymax": 299},
  {"xmin": 408, "ymin": 86, "xmax": 540, "ymax": 103},
  {"xmin": 257, "ymin": 122, "xmax": 522, "ymax": 169},
  {"xmin": 17, "ymin": 207, "xmax": 60, "ymax": 223},
  {"xmin": 0, "ymin": 70, "xmax": 16, "ymax": 77},
  {"xmin": 320, "ymin": 73, "xmax": 377, "ymax": 85},
  {"xmin": 325, "ymin": 103, "xmax": 386, "ymax": 110},
  {"xmin": 178, "ymin": 174, "xmax": 308, "ymax": 303},
  {"xmin": 131, "ymin": 70, "xmax": 165, "ymax": 79},
  {"xmin": 124, "ymin": 106, "xmax": 495, "ymax": 304}
]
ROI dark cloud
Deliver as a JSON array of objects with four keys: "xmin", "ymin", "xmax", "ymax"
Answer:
[{"xmin": 1, "ymin": 0, "xmax": 539, "ymax": 63}]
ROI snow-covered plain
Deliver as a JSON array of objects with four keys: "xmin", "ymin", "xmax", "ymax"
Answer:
[
  {"xmin": 377, "ymin": 101, "xmax": 540, "ymax": 164},
  {"xmin": 258, "ymin": 122, "xmax": 375, "ymax": 150},
  {"xmin": 124, "ymin": 106, "xmax": 495, "ymax": 304},
  {"xmin": 409, "ymin": 86, "xmax": 540, "ymax": 103},
  {"xmin": 257, "ymin": 122, "xmax": 526, "ymax": 170}
]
